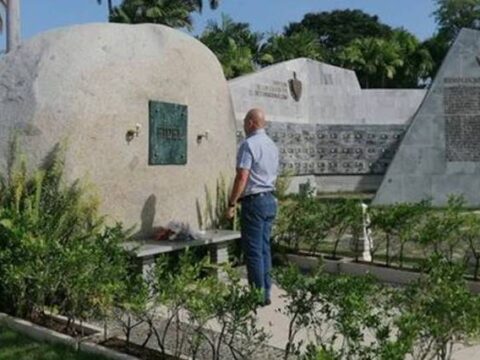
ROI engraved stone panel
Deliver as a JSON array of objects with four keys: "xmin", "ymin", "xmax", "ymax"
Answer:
[
  {"xmin": 264, "ymin": 122, "xmax": 406, "ymax": 176},
  {"xmin": 444, "ymin": 78, "xmax": 480, "ymax": 161},
  {"xmin": 374, "ymin": 29, "xmax": 480, "ymax": 206},
  {"xmin": 249, "ymin": 80, "xmax": 289, "ymax": 100}
]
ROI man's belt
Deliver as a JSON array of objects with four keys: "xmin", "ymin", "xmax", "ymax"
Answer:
[{"xmin": 240, "ymin": 191, "xmax": 274, "ymax": 201}]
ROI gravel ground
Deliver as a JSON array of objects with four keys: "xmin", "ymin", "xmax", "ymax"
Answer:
[{"xmin": 90, "ymin": 311, "xmax": 286, "ymax": 360}]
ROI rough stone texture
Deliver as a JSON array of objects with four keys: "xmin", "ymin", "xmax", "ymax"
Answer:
[
  {"xmin": 229, "ymin": 58, "xmax": 426, "ymax": 125},
  {"xmin": 0, "ymin": 23, "xmax": 237, "ymax": 232},
  {"xmin": 374, "ymin": 29, "xmax": 480, "ymax": 206}
]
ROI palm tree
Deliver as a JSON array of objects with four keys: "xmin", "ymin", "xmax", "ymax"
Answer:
[
  {"xmin": 216, "ymin": 37, "xmax": 254, "ymax": 78},
  {"xmin": 199, "ymin": 14, "xmax": 259, "ymax": 78},
  {"xmin": 372, "ymin": 39, "xmax": 404, "ymax": 87},
  {"xmin": 0, "ymin": 1, "xmax": 4, "ymax": 33},
  {"xmin": 106, "ymin": 0, "xmax": 222, "ymax": 28},
  {"xmin": 109, "ymin": 0, "xmax": 196, "ymax": 29},
  {"xmin": 390, "ymin": 29, "xmax": 433, "ymax": 87},
  {"xmin": 189, "ymin": 0, "xmax": 220, "ymax": 12},
  {"xmin": 337, "ymin": 37, "xmax": 403, "ymax": 88},
  {"xmin": 200, "ymin": 14, "xmax": 261, "ymax": 53},
  {"xmin": 1, "ymin": 0, "xmax": 21, "ymax": 53},
  {"xmin": 96, "ymin": 0, "xmax": 114, "ymax": 16},
  {"xmin": 258, "ymin": 30, "xmax": 324, "ymax": 66}
]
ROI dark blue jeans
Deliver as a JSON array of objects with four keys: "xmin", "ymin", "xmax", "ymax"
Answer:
[{"xmin": 240, "ymin": 192, "xmax": 277, "ymax": 302}]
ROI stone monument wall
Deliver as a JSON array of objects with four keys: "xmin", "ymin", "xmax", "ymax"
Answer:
[
  {"xmin": 229, "ymin": 58, "xmax": 426, "ymax": 125},
  {"xmin": 374, "ymin": 29, "xmax": 480, "ymax": 205},
  {"xmin": 238, "ymin": 122, "xmax": 407, "ymax": 192},
  {"xmin": 230, "ymin": 58, "xmax": 425, "ymax": 192}
]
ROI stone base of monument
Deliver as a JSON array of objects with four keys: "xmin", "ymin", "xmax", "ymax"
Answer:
[{"xmin": 284, "ymin": 253, "xmax": 347, "ymax": 274}]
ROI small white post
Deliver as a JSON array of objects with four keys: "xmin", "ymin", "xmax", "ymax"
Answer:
[{"xmin": 361, "ymin": 202, "xmax": 373, "ymax": 262}]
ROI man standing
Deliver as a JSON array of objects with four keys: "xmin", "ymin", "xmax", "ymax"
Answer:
[{"xmin": 226, "ymin": 108, "xmax": 279, "ymax": 306}]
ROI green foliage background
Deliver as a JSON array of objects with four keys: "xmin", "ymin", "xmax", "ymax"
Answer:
[{"xmin": 105, "ymin": 0, "xmax": 480, "ymax": 86}]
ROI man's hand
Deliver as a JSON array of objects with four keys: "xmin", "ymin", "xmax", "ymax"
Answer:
[{"xmin": 225, "ymin": 205, "xmax": 236, "ymax": 220}]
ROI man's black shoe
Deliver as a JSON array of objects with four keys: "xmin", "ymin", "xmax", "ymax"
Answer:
[{"xmin": 254, "ymin": 298, "xmax": 271, "ymax": 311}]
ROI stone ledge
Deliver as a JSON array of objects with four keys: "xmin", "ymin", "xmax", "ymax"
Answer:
[
  {"xmin": 286, "ymin": 253, "xmax": 480, "ymax": 293},
  {"xmin": 0, "ymin": 312, "xmax": 140, "ymax": 360},
  {"xmin": 43, "ymin": 310, "xmax": 105, "ymax": 337},
  {"xmin": 79, "ymin": 341, "xmax": 142, "ymax": 360},
  {"xmin": 123, "ymin": 229, "xmax": 241, "ymax": 258}
]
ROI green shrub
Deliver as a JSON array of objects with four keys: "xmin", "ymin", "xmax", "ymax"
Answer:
[
  {"xmin": 274, "ymin": 197, "xmax": 363, "ymax": 259},
  {"xmin": 141, "ymin": 252, "xmax": 266, "ymax": 360},
  {"xmin": 410, "ymin": 196, "xmax": 466, "ymax": 263},
  {"xmin": 328, "ymin": 199, "xmax": 363, "ymax": 260},
  {"xmin": 276, "ymin": 256, "xmax": 480, "ymax": 360},
  {"xmin": 273, "ymin": 197, "xmax": 331, "ymax": 253},
  {"xmin": 462, "ymin": 212, "xmax": 480, "ymax": 280},
  {"xmin": 275, "ymin": 265, "xmax": 398, "ymax": 360},
  {"xmin": 111, "ymin": 271, "xmax": 150, "ymax": 348},
  {"xmin": 192, "ymin": 267, "xmax": 267, "ymax": 360},
  {"xmin": 395, "ymin": 256, "xmax": 480, "ymax": 360},
  {"xmin": 0, "ymin": 141, "xmax": 129, "ymax": 328},
  {"xmin": 369, "ymin": 201, "xmax": 430, "ymax": 267}
]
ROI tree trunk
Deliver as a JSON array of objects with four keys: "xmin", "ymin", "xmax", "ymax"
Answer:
[
  {"xmin": 7, "ymin": 0, "xmax": 21, "ymax": 52},
  {"xmin": 399, "ymin": 242, "xmax": 405, "ymax": 269},
  {"xmin": 475, "ymin": 256, "xmax": 480, "ymax": 281},
  {"xmin": 386, "ymin": 234, "xmax": 391, "ymax": 267}
]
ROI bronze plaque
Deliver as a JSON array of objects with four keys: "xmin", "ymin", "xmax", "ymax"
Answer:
[{"xmin": 149, "ymin": 101, "xmax": 188, "ymax": 165}]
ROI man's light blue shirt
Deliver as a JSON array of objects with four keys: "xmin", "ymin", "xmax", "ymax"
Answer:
[{"xmin": 236, "ymin": 128, "xmax": 279, "ymax": 197}]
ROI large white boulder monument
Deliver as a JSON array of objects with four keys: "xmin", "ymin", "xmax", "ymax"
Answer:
[{"xmin": 0, "ymin": 23, "xmax": 237, "ymax": 234}]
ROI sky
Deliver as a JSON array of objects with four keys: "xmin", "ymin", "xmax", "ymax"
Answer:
[{"xmin": 0, "ymin": 0, "xmax": 438, "ymax": 51}]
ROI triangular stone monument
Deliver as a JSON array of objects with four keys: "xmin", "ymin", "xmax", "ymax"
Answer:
[{"xmin": 374, "ymin": 28, "xmax": 480, "ymax": 206}]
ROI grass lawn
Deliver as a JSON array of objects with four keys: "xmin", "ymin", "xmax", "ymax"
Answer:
[{"xmin": 0, "ymin": 325, "xmax": 108, "ymax": 360}]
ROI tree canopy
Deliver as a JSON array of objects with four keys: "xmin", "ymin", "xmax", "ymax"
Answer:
[
  {"xmin": 421, "ymin": 0, "xmax": 480, "ymax": 80},
  {"xmin": 108, "ymin": 0, "xmax": 222, "ymax": 30},
  {"xmin": 198, "ymin": 15, "xmax": 259, "ymax": 78},
  {"xmin": 434, "ymin": 0, "xmax": 480, "ymax": 41},
  {"xmin": 337, "ymin": 37, "xmax": 404, "ymax": 88},
  {"xmin": 102, "ymin": 0, "xmax": 479, "ymax": 88},
  {"xmin": 258, "ymin": 30, "xmax": 324, "ymax": 67},
  {"xmin": 97, "ymin": 0, "xmax": 114, "ymax": 15},
  {"xmin": 284, "ymin": 9, "xmax": 393, "ymax": 51},
  {"xmin": 390, "ymin": 29, "xmax": 433, "ymax": 88},
  {"xmin": 335, "ymin": 28, "xmax": 432, "ymax": 88},
  {"xmin": 0, "ymin": 0, "xmax": 6, "ymax": 36}
]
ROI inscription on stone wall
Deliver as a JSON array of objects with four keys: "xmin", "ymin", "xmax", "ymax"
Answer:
[
  {"xmin": 444, "ymin": 86, "xmax": 480, "ymax": 114},
  {"xmin": 249, "ymin": 81, "xmax": 289, "ymax": 100},
  {"xmin": 239, "ymin": 123, "xmax": 406, "ymax": 175},
  {"xmin": 444, "ymin": 77, "xmax": 480, "ymax": 161}
]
